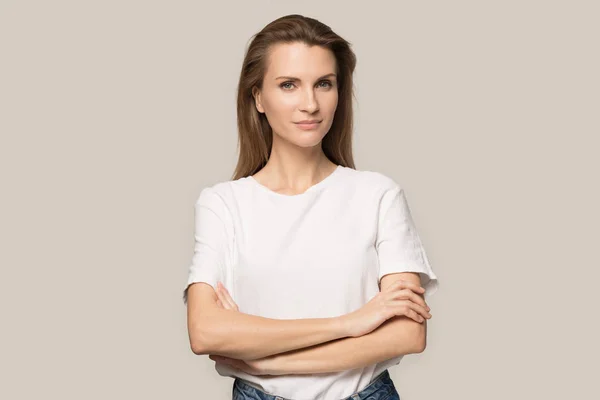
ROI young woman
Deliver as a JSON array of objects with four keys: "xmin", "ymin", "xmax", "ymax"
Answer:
[{"xmin": 183, "ymin": 14, "xmax": 439, "ymax": 400}]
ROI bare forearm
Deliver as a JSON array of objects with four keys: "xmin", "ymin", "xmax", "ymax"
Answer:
[
  {"xmin": 193, "ymin": 309, "xmax": 347, "ymax": 360},
  {"xmin": 268, "ymin": 317, "xmax": 424, "ymax": 374}
]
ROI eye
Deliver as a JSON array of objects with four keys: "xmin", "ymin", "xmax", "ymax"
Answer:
[{"xmin": 280, "ymin": 80, "xmax": 334, "ymax": 91}]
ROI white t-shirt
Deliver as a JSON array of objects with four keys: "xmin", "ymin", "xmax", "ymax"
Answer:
[{"xmin": 183, "ymin": 165, "xmax": 439, "ymax": 400}]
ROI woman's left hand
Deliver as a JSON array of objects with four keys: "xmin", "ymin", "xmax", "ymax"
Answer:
[
  {"xmin": 214, "ymin": 281, "xmax": 239, "ymax": 311},
  {"xmin": 209, "ymin": 282, "xmax": 278, "ymax": 376},
  {"xmin": 209, "ymin": 354, "xmax": 278, "ymax": 377}
]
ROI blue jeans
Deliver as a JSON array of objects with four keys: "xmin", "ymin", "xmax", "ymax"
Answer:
[{"xmin": 232, "ymin": 369, "xmax": 401, "ymax": 400}]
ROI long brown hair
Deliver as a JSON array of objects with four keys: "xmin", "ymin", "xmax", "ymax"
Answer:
[{"xmin": 231, "ymin": 14, "xmax": 358, "ymax": 181}]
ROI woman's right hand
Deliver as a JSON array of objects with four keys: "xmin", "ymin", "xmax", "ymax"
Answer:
[{"xmin": 340, "ymin": 280, "xmax": 432, "ymax": 338}]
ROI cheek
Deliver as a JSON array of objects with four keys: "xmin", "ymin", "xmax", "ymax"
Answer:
[
  {"xmin": 264, "ymin": 93, "xmax": 295, "ymax": 115},
  {"xmin": 278, "ymin": 94, "xmax": 299, "ymax": 110},
  {"xmin": 326, "ymin": 92, "xmax": 339, "ymax": 110}
]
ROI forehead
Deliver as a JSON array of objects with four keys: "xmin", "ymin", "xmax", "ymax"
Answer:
[{"xmin": 264, "ymin": 42, "xmax": 337, "ymax": 79}]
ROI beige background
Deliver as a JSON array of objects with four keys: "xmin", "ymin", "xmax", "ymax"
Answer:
[{"xmin": 1, "ymin": 1, "xmax": 598, "ymax": 399}]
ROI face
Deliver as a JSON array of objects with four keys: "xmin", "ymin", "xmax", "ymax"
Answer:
[{"xmin": 252, "ymin": 42, "xmax": 339, "ymax": 148}]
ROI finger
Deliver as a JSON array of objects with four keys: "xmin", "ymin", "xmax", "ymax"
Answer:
[
  {"xmin": 402, "ymin": 279, "xmax": 426, "ymax": 295},
  {"xmin": 389, "ymin": 288, "xmax": 430, "ymax": 312},
  {"xmin": 218, "ymin": 282, "xmax": 239, "ymax": 311},
  {"xmin": 387, "ymin": 279, "xmax": 426, "ymax": 295},
  {"xmin": 387, "ymin": 281, "xmax": 429, "ymax": 310},
  {"xmin": 216, "ymin": 356, "xmax": 250, "ymax": 373},
  {"xmin": 392, "ymin": 301, "xmax": 427, "ymax": 323},
  {"xmin": 218, "ymin": 290, "xmax": 233, "ymax": 310},
  {"xmin": 398, "ymin": 299, "xmax": 432, "ymax": 320},
  {"xmin": 214, "ymin": 285, "xmax": 226, "ymax": 308},
  {"xmin": 219, "ymin": 282, "xmax": 235, "ymax": 306},
  {"xmin": 216, "ymin": 282, "xmax": 234, "ymax": 309},
  {"xmin": 390, "ymin": 301, "xmax": 423, "ymax": 323},
  {"xmin": 409, "ymin": 309, "xmax": 425, "ymax": 323}
]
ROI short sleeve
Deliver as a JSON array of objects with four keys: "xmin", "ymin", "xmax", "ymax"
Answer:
[
  {"xmin": 182, "ymin": 187, "xmax": 231, "ymax": 305},
  {"xmin": 375, "ymin": 185, "xmax": 439, "ymax": 298}
]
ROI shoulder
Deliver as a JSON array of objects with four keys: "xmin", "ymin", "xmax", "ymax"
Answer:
[
  {"xmin": 195, "ymin": 170, "xmax": 251, "ymax": 202},
  {"xmin": 194, "ymin": 179, "xmax": 241, "ymax": 222},
  {"xmin": 342, "ymin": 167, "xmax": 402, "ymax": 193},
  {"xmin": 339, "ymin": 168, "xmax": 408, "ymax": 217}
]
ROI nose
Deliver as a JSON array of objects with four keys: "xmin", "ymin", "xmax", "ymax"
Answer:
[{"xmin": 298, "ymin": 88, "xmax": 319, "ymax": 114}]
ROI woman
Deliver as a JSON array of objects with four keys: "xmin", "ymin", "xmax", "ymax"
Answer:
[{"xmin": 183, "ymin": 14, "xmax": 439, "ymax": 400}]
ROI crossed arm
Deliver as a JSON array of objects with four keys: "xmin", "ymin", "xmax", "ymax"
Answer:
[
  {"xmin": 206, "ymin": 272, "xmax": 428, "ymax": 375},
  {"xmin": 258, "ymin": 310, "xmax": 425, "ymax": 375}
]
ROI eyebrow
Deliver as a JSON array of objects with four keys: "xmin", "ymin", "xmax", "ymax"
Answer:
[{"xmin": 275, "ymin": 73, "xmax": 337, "ymax": 81}]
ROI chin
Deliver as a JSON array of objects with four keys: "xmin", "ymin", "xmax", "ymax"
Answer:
[{"xmin": 288, "ymin": 132, "xmax": 327, "ymax": 148}]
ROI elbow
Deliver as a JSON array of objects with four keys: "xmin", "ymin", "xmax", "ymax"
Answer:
[
  {"xmin": 411, "ymin": 322, "xmax": 428, "ymax": 354},
  {"xmin": 189, "ymin": 323, "xmax": 214, "ymax": 355},
  {"xmin": 412, "ymin": 334, "xmax": 427, "ymax": 353},
  {"xmin": 190, "ymin": 339, "xmax": 207, "ymax": 356},
  {"xmin": 191, "ymin": 344, "xmax": 205, "ymax": 355}
]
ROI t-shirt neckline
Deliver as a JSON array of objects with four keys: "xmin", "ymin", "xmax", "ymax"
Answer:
[{"xmin": 247, "ymin": 165, "xmax": 342, "ymax": 198}]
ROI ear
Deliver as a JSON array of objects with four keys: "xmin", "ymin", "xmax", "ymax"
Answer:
[{"xmin": 252, "ymin": 87, "xmax": 264, "ymax": 114}]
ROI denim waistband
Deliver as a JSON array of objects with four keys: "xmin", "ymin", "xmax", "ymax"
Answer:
[{"xmin": 233, "ymin": 369, "xmax": 394, "ymax": 400}]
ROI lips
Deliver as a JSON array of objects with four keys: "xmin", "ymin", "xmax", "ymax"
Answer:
[{"xmin": 294, "ymin": 121, "xmax": 321, "ymax": 130}]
